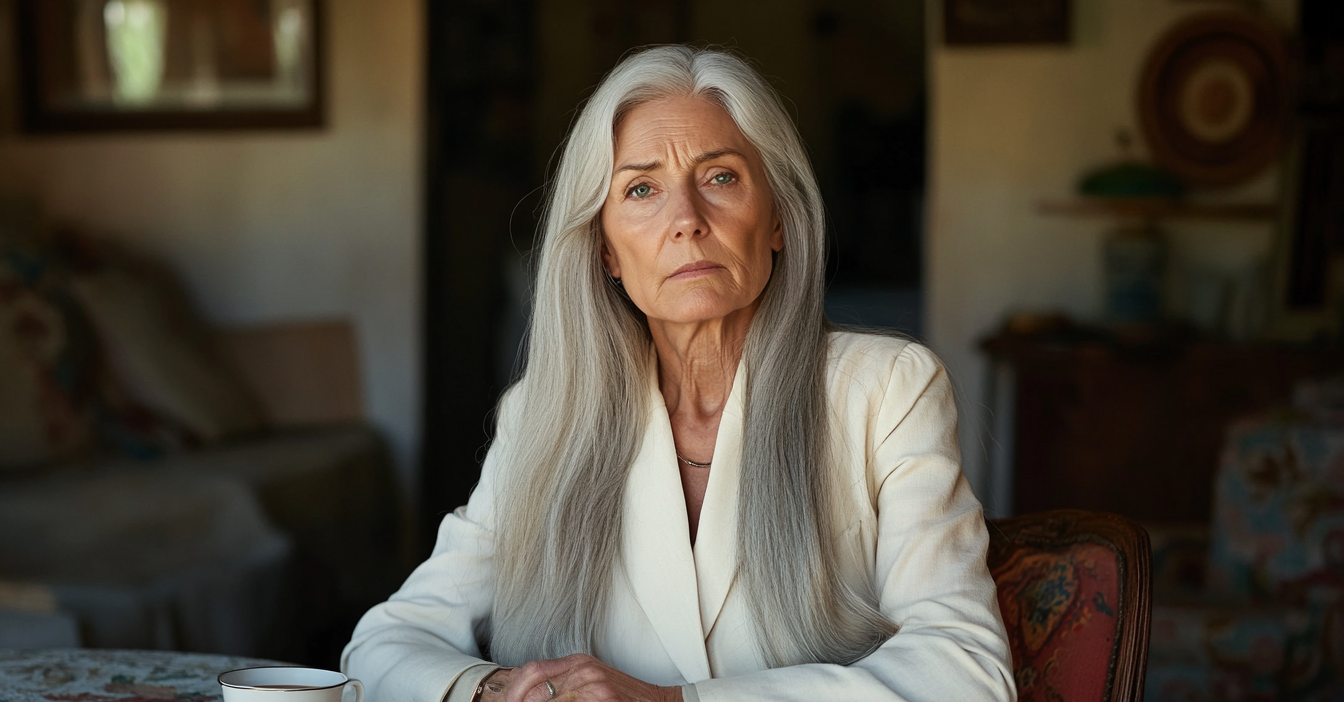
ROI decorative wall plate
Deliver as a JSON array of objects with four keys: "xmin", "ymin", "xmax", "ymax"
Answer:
[{"xmin": 1137, "ymin": 12, "xmax": 1290, "ymax": 187}]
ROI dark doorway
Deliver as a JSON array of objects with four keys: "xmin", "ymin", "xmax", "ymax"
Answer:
[
  {"xmin": 421, "ymin": 0, "xmax": 536, "ymax": 546},
  {"xmin": 421, "ymin": 1, "xmax": 927, "ymax": 544}
]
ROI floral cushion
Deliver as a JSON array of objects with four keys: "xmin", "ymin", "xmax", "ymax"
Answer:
[
  {"xmin": 0, "ymin": 245, "xmax": 100, "ymax": 470},
  {"xmin": 0, "ymin": 235, "xmax": 186, "ymax": 469},
  {"xmin": 59, "ymin": 233, "xmax": 261, "ymax": 444},
  {"xmin": 1208, "ymin": 414, "xmax": 1344, "ymax": 602},
  {"xmin": 992, "ymin": 542, "xmax": 1121, "ymax": 701}
]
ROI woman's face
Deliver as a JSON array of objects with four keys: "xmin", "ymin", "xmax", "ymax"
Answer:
[{"xmin": 601, "ymin": 96, "xmax": 783, "ymax": 327}]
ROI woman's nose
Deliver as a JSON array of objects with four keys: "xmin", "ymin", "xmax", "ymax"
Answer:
[{"xmin": 668, "ymin": 183, "xmax": 709, "ymax": 240}]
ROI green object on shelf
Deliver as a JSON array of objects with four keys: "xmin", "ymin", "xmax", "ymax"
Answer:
[{"xmin": 1079, "ymin": 162, "xmax": 1187, "ymax": 199}]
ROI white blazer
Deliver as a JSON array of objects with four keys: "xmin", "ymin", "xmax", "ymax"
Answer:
[{"xmin": 342, "ymin": 333, "xmax": 1016, "ymax": 701}]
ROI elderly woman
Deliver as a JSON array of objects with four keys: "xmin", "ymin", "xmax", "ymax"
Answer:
[{"xmin": 343, "ymin": 46, "xmax": 1014, "ymax": 702}]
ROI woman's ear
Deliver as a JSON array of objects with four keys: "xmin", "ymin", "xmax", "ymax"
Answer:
[
  {"xmin": 770, "ymin": 215, "xmax": 784, "ymax": 252},
  {"xmin": 600, "ymin": 238, "xmax": 622, "ymax": 279}
]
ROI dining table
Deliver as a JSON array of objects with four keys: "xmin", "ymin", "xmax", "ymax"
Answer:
[{"xmin": 0, "ymin": 648, "xmax": 289, "ymax": 701}]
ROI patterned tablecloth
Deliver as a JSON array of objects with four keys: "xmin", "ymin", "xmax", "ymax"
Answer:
[{"xmin": 0, "ymin": 649, "xmax": 286, "ymax": 702}]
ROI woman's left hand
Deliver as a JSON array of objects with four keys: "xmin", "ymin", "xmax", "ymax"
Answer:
[{"xmin": 503, "ymin": 654, "xmax": 682, "ymax": 702}]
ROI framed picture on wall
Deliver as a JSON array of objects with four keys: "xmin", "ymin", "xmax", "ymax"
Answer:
[
  {"xmin": 1267, "ymin": 128, "xmax": 1344, "ymax": 342},
  {"xmin": 943, "ymin": 0, "xmax": 1070, "ymax": 45},
  {"xmin": 16, "ymin": 0, "xmax": 324, "ymax": 132}
]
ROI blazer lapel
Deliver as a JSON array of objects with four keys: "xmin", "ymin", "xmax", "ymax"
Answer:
[
  {"xmin": 622, "ymin": 354, "xmax": 713, "ymax": 683},
  {"xmin": 691, "ymin": 357, "xmax": 745, "ymax": 639}
]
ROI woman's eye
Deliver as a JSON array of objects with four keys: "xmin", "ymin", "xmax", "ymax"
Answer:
[
  {"xmin": 629, "ymin": 183, "xmax": 652, "ymax": 199},
  {"xmin": 711, "ymin": 173, "xmax": 734, "ymax": 185}
]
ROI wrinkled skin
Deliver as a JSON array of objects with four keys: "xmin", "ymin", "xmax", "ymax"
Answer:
[{"xmin": 481, "ymin": 95, "xmax": 782, "ymax": 702}]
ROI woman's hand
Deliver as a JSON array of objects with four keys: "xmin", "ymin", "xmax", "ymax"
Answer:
[{"xmin": 489, "ymin": 654, "xmax": 681, "ymax": 702}]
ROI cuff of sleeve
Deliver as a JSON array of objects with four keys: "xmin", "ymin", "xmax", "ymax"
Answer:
[
  {"xmin": 444, "ymin": 664, "xmax": 498, "ymax": 702},
  {"xmin": 681, "ymin": 683, "xmax": 700, "ymax": 702}
]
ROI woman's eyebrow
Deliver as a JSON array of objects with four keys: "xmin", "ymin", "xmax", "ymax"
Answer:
[
  {"xmin": 693, "ymin": 148, "xmax": 745, "ymax": 164},
  {"xmin": 613, "ymin": 148, "xmax": 746, "ymax": 176},
  {"xmin": 615, "ymin": 160, "xmax": 660, "ymax": 175}
]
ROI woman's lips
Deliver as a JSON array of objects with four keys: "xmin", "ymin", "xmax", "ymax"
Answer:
[{"xmin": 669, "ymin": 261, "xmax": 723, "ymax": 279}]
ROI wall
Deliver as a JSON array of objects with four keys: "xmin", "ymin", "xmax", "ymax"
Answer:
[
  {"xmin": 0, "ymin": 0, "xmax": 424, "ymax": 494},
  {"xmin": 925, "ymin": 0, "xmax": 1296, "ymax": 512}
]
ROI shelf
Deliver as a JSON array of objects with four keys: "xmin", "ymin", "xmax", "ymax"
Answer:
[{"xmin": 1037, "ymin": 198, "xmax": 1279, "ymax": 221}]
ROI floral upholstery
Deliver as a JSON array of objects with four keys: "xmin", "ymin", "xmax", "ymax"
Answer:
[
  {"xmin": 1144, "ymin": 376, "xmax": 1344, "ymax": 702},
  {"xmin": 1207, "ymin": 414, "xmax": 1344, "ymax": 602},
  {"xmin": 992, "ymin": 542, "xmax": 1123, "ymax": 701},
  {"xmin": 0, "ymin": 242, "xmax": 102, "ymax": 469},
  {"xmin": 1147, "ymin": 601, "xmax": 1309, "ymax": 701},
  {"xmin": 0, "ymin": 230, "xmax": 195, "ymax": 470}
]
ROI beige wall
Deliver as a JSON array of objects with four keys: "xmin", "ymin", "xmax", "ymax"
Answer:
[
  {"xmin": 926, "ymin": 0, "xmax": 1295, "ymax": 507},
  {"xmin": 0, "ymin": 0, "xmax": 424, "ymax": 492}
]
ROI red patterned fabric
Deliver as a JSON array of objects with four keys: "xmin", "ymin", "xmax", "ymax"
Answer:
[{"xmin": 992, "ymin": 542, "xmax": 1122, "ymax": 701}]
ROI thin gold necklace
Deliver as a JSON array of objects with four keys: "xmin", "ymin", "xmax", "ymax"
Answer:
[{"xmin": 676, "ymin": 451, "xmax": 711, "ymax": 468}]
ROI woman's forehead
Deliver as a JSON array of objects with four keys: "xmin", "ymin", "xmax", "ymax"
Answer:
[{"xmin": 613, "ymin": 96, "xmax": 754, "ymax": 166}]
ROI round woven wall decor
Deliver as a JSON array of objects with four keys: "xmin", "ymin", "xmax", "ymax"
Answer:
[{"xmin": 1137, "ymin": 12, "xmax": 1290, "ymax": 188}]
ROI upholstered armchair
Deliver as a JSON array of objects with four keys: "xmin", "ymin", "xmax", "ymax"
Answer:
[{"xmin": 1145, "ymin": 377, "xmax": 1344, "ymax": 702}]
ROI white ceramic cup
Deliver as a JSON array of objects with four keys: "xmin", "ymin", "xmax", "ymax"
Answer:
[{"xmin": 218, "ymin": 667, "xmax": 364, "ymax": 702}]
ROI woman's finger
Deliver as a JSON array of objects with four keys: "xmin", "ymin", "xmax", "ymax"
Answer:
[
  {"xmin": 503, "ymin": 653, "xmax": 677, "ymax": 702},
  {"xmin": 501, "ymin": 660, "xmax": 548, "ymax": 702},
  {"xmin": 504, "ymin": 655, "xmax": 590, "ymax": 702},
  {"xmin": 530, "ymin": 655, "xmax": 601, "ymax": 702}
]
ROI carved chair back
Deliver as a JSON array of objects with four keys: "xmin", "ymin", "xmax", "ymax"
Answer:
[{"xmin": 988, "ymin": 509, "xmax": 1152, "ymax": 702}]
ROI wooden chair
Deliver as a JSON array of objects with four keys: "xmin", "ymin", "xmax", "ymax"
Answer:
[{"xmin": 987, "ymin": 509, "xmax": 1152, "ymax": 702}]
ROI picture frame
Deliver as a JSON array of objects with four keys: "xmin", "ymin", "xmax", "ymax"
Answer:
[
  {"xmin": 15, "ymin": 0, "xmax": 324, "ymax": 133},
  {"xmin": 1266, "ymin": 128, "xmax": 1344, "ymax": 342},
  {"xmin": 943, "ymin": 0, "xmax": 1070, "ymax": 46}
]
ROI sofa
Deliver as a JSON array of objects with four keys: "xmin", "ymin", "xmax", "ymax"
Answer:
[{"xmin": 0, "ymin": 203, "xmax": 405, "ymax": 667}]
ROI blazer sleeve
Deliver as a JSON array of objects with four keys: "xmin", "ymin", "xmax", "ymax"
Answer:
[
  {"xmin": 690, "ymin": 342, "xmax": 1017, "ymax": 702},
  {"xmin": 340, "ymin": 392, "xmax": 518, "ymax": 701}
]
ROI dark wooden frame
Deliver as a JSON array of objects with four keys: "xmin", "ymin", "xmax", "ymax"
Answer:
[
  {"xmin": 15, "ymin": 0, "xmax": 326, "ymax": 133},
  {"xmin": 988, "ymin": 509, "xmax": 1153, "ymax": 702},
  {"xmin": 943, "ymin": 0, "xmax": 1070, "ymax": 46}
]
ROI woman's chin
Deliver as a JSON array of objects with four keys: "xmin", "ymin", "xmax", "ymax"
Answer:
[{"xmin": 644, "ymin": 295, "xmax": 760, "ymax": 328}]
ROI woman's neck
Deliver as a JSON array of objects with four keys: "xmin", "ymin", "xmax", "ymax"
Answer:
[
  {"xmin": 650, "ymin": 303, "xmax": 759, "ymax": 545},
  {"xmin": 648, "ymin": 303, "xmax": 756, "ymax": 423}
]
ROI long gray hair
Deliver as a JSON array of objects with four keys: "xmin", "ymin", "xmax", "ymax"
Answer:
[{"xmin": 490, "ymin": 45, "xmax": 896, "ymax": 669}]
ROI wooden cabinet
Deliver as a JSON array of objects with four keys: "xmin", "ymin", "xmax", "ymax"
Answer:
[{"xmin": 983, "ymin": 332, "xmax": 1343, "ymax": 522}]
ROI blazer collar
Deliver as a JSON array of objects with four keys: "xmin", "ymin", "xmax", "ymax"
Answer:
[
  {"xmin": 621, "ymin": 345, "xmax": 746, "ymax": 682},
  {"xmin": 691, "ymin": 354, "xmax": 744, "ymax": 640}
]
